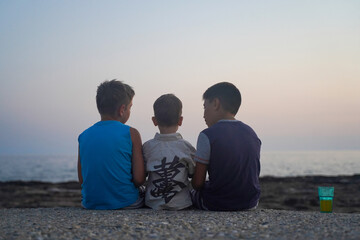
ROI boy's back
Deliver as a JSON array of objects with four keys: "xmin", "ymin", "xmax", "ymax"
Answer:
[
  {"xmin": 79, "ymin": 121, "xmax": 139, "ymax": 210},
  {"xmin": 144, "ymin": 133, "xmax": 195, "ymax": 210},
  {"xmin": 197, "ymin": 120, "xmax": 261, "ymax": 211}
]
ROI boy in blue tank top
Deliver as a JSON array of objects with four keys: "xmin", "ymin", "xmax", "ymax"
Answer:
[
  {"xmin": 191, "ymin": 82, "xmax": 261, "ymax": 211},
  {"xmin": 77, "ymin": 80, "xmax": 145, "ymax": 210}
]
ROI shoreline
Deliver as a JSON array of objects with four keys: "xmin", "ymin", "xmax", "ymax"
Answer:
[{"xmin": 1, "ymin": 175, "xmax": 360, "ymax": 213}]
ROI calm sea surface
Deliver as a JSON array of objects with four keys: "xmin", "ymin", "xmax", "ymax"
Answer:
[{"xmin": 0, "ymin": 151, "xmax": 359, "ymax": 182}]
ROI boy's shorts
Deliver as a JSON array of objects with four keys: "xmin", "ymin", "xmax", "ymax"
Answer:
[
  {"xmin": 123, "ymin": 185, "xmax": 146, "ymax": 209},
  {"xmin": 190, "ymin": 189, "xmax": 258, "ymax": 211},
  {"xmin": 190, "ymin": 189, "xmax": 208, "ymax": 210},
  {"xmin": 122, "ymin": 195, "xmax": 144, "ymax": 209}
]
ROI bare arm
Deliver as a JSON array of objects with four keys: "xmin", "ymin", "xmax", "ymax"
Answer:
[
  {"xmin": 130, "ymin": 127, "xmax": 145, "ymax": 187},
  {"xmin": 192, "ymin": 162, "xmax": 207, "ymax": 190},
  {"xmin": 77, "ymin": 146, "xmax": 83, "ymax": 185}
]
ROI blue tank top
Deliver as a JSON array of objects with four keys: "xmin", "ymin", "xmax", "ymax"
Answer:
[{"xmin": 78, "ymin": 120, "xmax": 138, "ymax": 210}]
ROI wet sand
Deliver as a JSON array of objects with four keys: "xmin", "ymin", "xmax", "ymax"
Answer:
[{"xmin": 1, "ymin": 175, "xmax": 360, "ymax": 213}]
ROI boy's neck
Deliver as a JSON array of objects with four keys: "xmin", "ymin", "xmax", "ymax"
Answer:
[
  {"xmin": 215, "ymin": 112, "xmax": 236, "ymax": 124},
  {"xmin": 158, "ymin": 125, "xmax": 179, "ymax": 134},
  {"xmin": 101, "ymin": 115, "xmax": 125, "ymax": 123},
  {"xmin": 219, "ymin": 116, "xmax": 236, "ymax": 121}
]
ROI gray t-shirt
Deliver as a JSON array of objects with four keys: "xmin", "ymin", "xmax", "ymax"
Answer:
[{"xmin": 143, "ymin": 132, "xmax": 196, "ymax": 210}]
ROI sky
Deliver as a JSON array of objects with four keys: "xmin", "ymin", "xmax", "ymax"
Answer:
[{"xmin": 0, "ymin": 1, "xmax": 359, "ymax": 155}]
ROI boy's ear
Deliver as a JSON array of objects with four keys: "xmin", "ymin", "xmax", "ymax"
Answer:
[
  {"xmin": 178, "ymin": 116, "xmax": 183, "ymax": 126},
  {"xmin": 213, "ymin": 98, "xmax": 221, "ymax": 110},
  {"xmin": 118, "ymin": 104, "xmax": 126, "ymax": 117},
  {"xmin": 151, "ymin": 117, "xmax": 158, "ymax": 126}
]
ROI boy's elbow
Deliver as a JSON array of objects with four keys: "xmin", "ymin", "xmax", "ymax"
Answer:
[
  {"xmin": 77, "ymin": 172, "xmax": 83, "ymax": 185},
  {"xmin": 192, "ymin": 179, "xmax": 204, "ymax": 190},
  {"xmin": 192, "ymin": 184, "xmax": 202, "ymax": 191},
  {"xmin": 133, "ymin": 175, "xmax": 145, "ymax": 187}
]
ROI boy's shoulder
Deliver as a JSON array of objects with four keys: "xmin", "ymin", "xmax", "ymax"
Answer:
[
  {"xmin": 202, "ymin": 120, "xmax": 238, "ymax": 133},
  {"xmin": 202, "ymin": 120, "xmax": 258, "ymax": 139},
  {"xmin": 143, "ymin": 133, "xmax": 195, "ymax": 153},
  {"xmin": 142, "ymin": 137, "xmax": 156, "ymax": 150},
  {"xmin": 78, "ymin": 122, "xmax": 98, "ymax": 139},
  {"xmin": 204, "ymin": 120, "xmax": 254, "ymax": 132},
  {"xmin": 79, "ymin": 121, "xmax": 131, "ymax": 140},
  {"xmin": 144, "ymin": 133, "xmax": 182, "ymax": 144},
  {"xmin": 81, "ymin": 120, "xmax": 129, "ymax": 131}
]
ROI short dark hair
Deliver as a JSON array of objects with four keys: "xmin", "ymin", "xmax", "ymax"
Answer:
[
  {"xmin": 203, "ymin": 82, "xmax": 241, "ymax": 115},
  {"xmin": 96, "ymin": 79, "xmax": 134, "ymax": 117},
  {"xmin": 153, "ymin": 94, "xmax": 182, "ymax": 127}
]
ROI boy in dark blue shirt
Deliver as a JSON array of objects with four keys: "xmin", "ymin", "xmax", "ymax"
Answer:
[{"xmin": 191, "ymin": 82, "xmax": 261, "ymax": 211}]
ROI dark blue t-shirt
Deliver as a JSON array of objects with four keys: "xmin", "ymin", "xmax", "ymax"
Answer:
[{"xmin": 194, "ymin": 120, "xmax": 261, "ymax": 211}]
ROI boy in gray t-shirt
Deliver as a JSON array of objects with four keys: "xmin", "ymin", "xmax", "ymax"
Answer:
[{"xmin": 143, "ymin": 94, "xmax": 196, "ymax": 210}]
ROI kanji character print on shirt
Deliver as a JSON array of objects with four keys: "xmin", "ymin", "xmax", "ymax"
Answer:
[{"xmin": 150, "ymin": 156, "xmax": 187, "ymax": 203}]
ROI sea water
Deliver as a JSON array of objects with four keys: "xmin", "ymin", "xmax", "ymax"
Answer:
[{"xmin": 0, "ymin": 151, "xmax": 359, "ymax": 182}]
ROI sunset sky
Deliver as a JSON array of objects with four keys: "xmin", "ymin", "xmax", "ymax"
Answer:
[{"xmin": 0, "ymin": 1, "xmax": 359, "ymax": 154}]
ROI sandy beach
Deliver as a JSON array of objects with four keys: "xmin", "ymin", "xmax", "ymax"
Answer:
[
  {"xmin": 1, "ymin": 208, "xmax": 360, "ymax": 239},
  {"xmin": 1, "ymin": 175, "xmax": 360, "ymax": 239}
]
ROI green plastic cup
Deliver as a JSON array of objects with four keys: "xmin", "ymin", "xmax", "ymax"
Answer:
[{"xmin": 318, "ymin": 187, "xmax": 334, "ymax": 213}]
